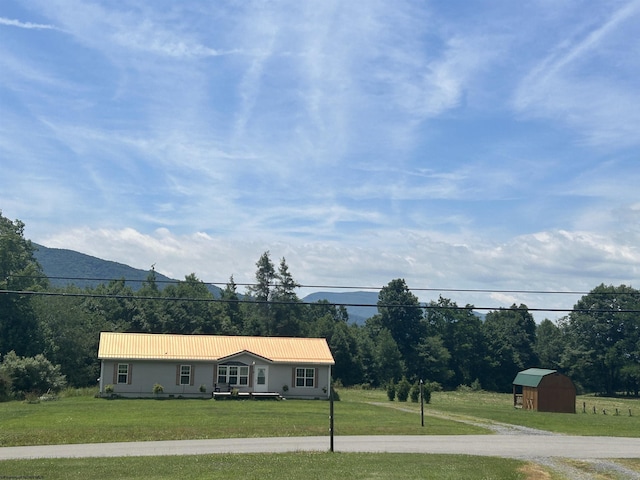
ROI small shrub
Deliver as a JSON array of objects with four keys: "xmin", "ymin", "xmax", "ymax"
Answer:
[
  {"xmin": 471, "ymin": 379, "xmax": 483, "ymax": 391},
  {"xmin": 397, "ymin": 377, "xmax": 411, "ymax": 402},
  {"xmin": 386, "ymin": 381, "xmax": 396, "ymax": 401},
  {"xmin": 331, "ymin": 387, "xmax": 340, "ymax": 401},
  {"xmin": 0, "ymin": 368, "xmax": 12, "ymax": 401},
  {"xmin": 199, "ymin": 384, "xmax": 207, "ymax": 393},
  {"xmin": 423, "ymin": 383, "xmax": 432, "ymax": 404},
  {"xmin": 428, "ymin": 381, "xmax": 443, "ymax": 392},
  {"xmin": 104, "ymin": 384, "xmax": 114, "ymax": 394},
  {"xmin": 153, "ymin": 383, "xmax": 164, "ymax": 395},
  {"xmin": 24, "ymin": 392, "xmax": 40, "ymax": 404},
  {"xmin": 282, "ymin": 384, "xmax": 289, "ymax": 392}
]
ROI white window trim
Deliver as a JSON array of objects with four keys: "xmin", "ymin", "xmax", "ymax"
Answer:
[
  {"xmin": 217, "ymin": 364, "xmax": 249, "ymax": 386},
  {"xmin": 117, "ymin": 363, "xmax": 129, "ymax": 384},
  {"xmin": 179, "ymin": 364, "xmax": 191, "ymax": 386},
  {"xmin": 295, "ymin": 367, "xmax": 315, "ymax": 388}
]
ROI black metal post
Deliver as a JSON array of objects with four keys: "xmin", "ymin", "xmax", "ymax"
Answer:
[
  {"xmin": 329, "ymin": 376, "xmax": 334, "ymax": 452},
  {"xmin": 420, "ymin": 379, "xmax": 424, "ymax": 427}
]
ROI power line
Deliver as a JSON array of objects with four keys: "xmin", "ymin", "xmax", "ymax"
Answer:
[
  {"xmin": 6, "ymin": 274, "xmax": 624, "ymax": 296},
  {"xmin": 2, "ymin": 288, "xmax": 639, "ymax": 314}
]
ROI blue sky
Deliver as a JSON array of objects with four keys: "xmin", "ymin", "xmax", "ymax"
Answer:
[{"xmin": 1, "ymin": 0, "xmax": 639, "ymax": 319}]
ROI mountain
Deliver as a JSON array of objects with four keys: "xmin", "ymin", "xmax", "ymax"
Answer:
[
  {"xmin": 302, "ymin": 291, "xmax": 378, "ymax": 324},
  {"xmin": 33, "ymin": 243, "xmax": 222, "ymax": 296}
]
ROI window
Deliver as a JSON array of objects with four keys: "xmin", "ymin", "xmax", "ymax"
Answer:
[
  {"xmin": 295, "ymin": 368, "xmax": 315, "ymax": 388},
  {"xmin": 179, "ymin": 365, "xmax": 191, "ymax": 386},
  {"xmin": 117, "ymin": 364, "xmax": 129, "ymax": 384},
  {"xmin": 217, "ymin": 364, "xmax": 249, "ymax": 385}
]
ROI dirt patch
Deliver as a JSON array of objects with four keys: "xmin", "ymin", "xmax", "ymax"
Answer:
[{"xmin": 519, "ymin": 462, "xmax": 553, "ymax": 480}]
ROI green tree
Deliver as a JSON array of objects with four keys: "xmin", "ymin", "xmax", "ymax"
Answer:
[
  {"xmin": 162, "ymin": 274, "xmax": 219, "ymax": 334},
  {"xmin": 271, "ymin": 257, "xmax": 303, "ymax": 336},
  {"xmin": 34, "ymin": 288, "xmax": 105, "ymax": 387},
  {"xmin": 482, "ymin": 304, "xmax": 538, "ymax": 392},
  {"xmin": 376, "ymin": 279, "xmax": 425, "ymax": 378},
  {"xmin": 0, "ymin": 212, "xmax": 47, "ymax": 356},
  {"xmin": 425, "ymin": 297, "xmax": 485, "ymax": 388},
  {"xmin": 245, "ymin": 251, "xmax": 276, "ymax": 335},
  {"xmin": 370, "ymin": 326, "xmax": 405, "ymax": 384},
  {"xmin": 534, "ymin": 319, "xmax": 565, "ymax": 370},
  {"xmin": 561, "ymin": 284, "xmax": 640, "ymax": 395},
  {"xmin": 219, "ymin": 276, "xmax": 243, "ymax": 334},
  {"xmin": 416, "ymin": 335, "xmax": 453, "ymax": 386}
]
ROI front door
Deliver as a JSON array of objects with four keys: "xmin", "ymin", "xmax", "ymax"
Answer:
[{"xmin": 254, "ymin": 365, "xmax": 268, "ymax": 392}]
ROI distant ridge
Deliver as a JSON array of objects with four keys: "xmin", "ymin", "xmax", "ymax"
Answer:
[
  {"xmin": 33, "ymin": 243, "xmax": 222, "ymax": 296},
  {"xmin": 302, "ymin": 291, "xmax": 378, "ymax": 324}
]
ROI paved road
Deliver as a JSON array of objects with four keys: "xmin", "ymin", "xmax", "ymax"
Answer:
[{"xmin": 1, "ymin": 435, "xmax": 640, "ymax": 460}]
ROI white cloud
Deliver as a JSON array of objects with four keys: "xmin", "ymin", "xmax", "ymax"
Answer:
[
  {"xmin": 0, "ymin": 17, "xmax": 58, "ymax": 30},
  {"xmin": 513, "ymin": 0, "xmax": 640, "ymax": 148},
  {"xmin": 36, "ymin": 225, "xmax": 640, "ymax": 321}
]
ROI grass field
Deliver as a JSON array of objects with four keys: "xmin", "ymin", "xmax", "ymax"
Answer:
[
  {"xmin": 0, "ymin": 453, "xmax": 541, "ymax": 480},
  {"xmin": 2, "ymin": 388, "xmax": 639, "ymax": 479},
  {"xmin": 2, "ymin": 388, "xmax": 640, "ymax": 447}
]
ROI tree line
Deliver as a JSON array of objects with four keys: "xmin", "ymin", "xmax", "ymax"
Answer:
[{"xmin": 1, "ymin": 212, "xmax": 640, "ymax": 398}]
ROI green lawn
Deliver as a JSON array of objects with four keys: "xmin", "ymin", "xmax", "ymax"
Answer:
[
  {"xmin": 0, "ymin": 391, "xmax": 485, "ymax": 447},
  {"xmin": 344, "ymin": 388, "xmax": 640, "ymax": 437},
  {"xmin": 3, "ymin": 388, "xmax": 640, "ymax": 479},
  {"xmin": 0, "ymin": 452, "xmax": 537, "ymax": 480},
  {"xmin": 2, "ymin": 388, "xmax": 640, "ymax": 447}
]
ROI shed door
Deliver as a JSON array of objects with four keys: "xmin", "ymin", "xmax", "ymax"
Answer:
[{"xmin": 254, "ymin": 365, "xmax": 268, "ymax": 393}]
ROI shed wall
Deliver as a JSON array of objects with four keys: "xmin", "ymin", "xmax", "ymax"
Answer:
[{"xmin": 537, "ymin": 374, "xmax": 576, "ymax": 413}]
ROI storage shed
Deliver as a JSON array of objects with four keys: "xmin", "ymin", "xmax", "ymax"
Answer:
[{"xmin": 513, "ymin": 368, "xmax": 576, "ymax": 413}]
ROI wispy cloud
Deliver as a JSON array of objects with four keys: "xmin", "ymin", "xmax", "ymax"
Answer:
[
  {"xmin": 513, "ymin": 0, "xmax": 640, "ymax": 148},
  {"xmin": 0, "ymin": 16, "xmax": 59, "ymax": 30}
]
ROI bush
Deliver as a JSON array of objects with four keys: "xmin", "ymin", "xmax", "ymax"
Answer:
[
  {"xmin": 423, "ymin": 383, "xmax": 431, "ymax": 404},
  {"xmin": 0, "ymin": 351, "xmax": 66, "ymax": 398},
  {"xmin": 410, "ymin": 381, "xmax": 420, "ymax": 402},
  {"xmin": 331, "ymin": 387, "xmax": 340, "ymax": 401},
  {"xmin": 153, "ymin": 383, "xmax": 164, "ymax": 395},
  {"xmin": 396, "ymin": 377, "xmax": 411, "ymax": 402},
  {"xmin": 386, "ymin": 381, "xmax": 396, "ymax": 401},
  {"xmin": 0, "ymin": 368, "xmax": 12, "ymax": 401}
]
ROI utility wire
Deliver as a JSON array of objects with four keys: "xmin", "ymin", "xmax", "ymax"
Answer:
[
  {"xmin": 7, "ymin": 274, "xmax": 627, "ymax": 296},
  {"xmin": 1, "ymin": 288, "xmax": 639, "ymax": 314}
]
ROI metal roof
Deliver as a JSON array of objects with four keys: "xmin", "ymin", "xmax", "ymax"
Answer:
[
  {"xmin": 98, "ymin": 332, "xmax": 335, "ymax": 364},
  {"xmin": 512, "ymin": 368, "xmax": 558, "ymax": 387}
]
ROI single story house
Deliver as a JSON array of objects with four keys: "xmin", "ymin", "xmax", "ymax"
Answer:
[
  {"xmin": 513, "ymin": 368, "xmax": 576, "ymax": 413},
  {"xmin": 97, "ymin": 332, "xmax": 335, "ymax": 399}
]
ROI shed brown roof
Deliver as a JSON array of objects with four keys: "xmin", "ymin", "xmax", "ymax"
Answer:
[{"xmin": 98, "ymin": 332, "xmax": 335, "ymax": 364}]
